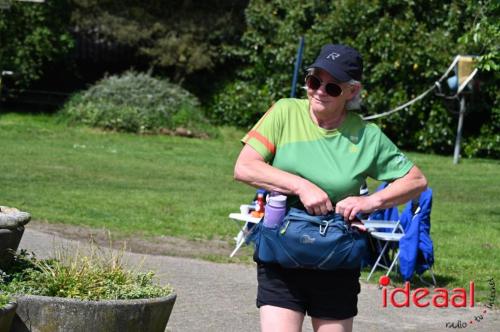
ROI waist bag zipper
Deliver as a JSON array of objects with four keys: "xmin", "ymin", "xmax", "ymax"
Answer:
[{"xmin": 280, "ymin": 219, "xmax": 291, "ymax": 235}]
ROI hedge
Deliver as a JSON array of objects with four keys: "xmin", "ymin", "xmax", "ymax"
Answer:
[{"xmin": 209, "ymin": 0, "xmax": 499, "ymax": 158}]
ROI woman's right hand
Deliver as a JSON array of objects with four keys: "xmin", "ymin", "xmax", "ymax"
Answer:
[
  {"xmin": 235, "ymin": 144, "xmax": 333, "ymax": 215},
  {"xmin": 296, "ymin": 179, "xmax": 334, "ymax": 216}
]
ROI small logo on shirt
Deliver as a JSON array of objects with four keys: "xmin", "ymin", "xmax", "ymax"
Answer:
[{"xmin": 395, "ymin": 154, "xmax": 408, "ymax": 166}]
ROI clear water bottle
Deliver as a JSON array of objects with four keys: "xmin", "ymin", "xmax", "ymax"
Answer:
[{"xmin": 263, "ymin": 194, "xmax": 287, "ymax": 228}]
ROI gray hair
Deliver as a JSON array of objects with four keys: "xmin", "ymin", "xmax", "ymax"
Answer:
[
  {"xmin": 304, "ymin": 68, "xmax": 363, "ymax": 110},
  {"xmin": 345, "ymin": 79, "xmax": 362, "ymax": 110}
]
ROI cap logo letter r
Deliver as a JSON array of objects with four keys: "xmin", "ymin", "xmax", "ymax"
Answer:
[{"xmin": 326, "ymin": 52, "xmax": 340, "ymax": 60}]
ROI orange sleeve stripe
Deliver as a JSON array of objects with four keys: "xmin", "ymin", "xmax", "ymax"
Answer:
[{"xmin": 247, "ymin": 130, "xmax": 276, "ymax": 155}]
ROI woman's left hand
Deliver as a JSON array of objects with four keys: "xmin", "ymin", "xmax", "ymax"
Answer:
[
  {"xmin": 335, "ymin": 166, "xmax": 428, "ymax": 221},
  {"xmin": 335, "ymin": 195, "xmax": 378, "ymax": 221}
]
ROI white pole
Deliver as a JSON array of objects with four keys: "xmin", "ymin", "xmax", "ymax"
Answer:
[{"xmin": 453, "ymin": 96, "xmax": 466, "ymax": 164}]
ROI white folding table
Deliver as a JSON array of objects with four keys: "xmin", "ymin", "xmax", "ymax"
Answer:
[{"xmin": 228, "ymin": 210, "xmax": 261, "ymax": 257}]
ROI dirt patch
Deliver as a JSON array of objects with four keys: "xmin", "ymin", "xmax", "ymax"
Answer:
[{"xmin": 27, "ymin": 220, "xmax": 251, "ymax": 263}]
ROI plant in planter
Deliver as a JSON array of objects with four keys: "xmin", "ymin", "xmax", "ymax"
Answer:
[
  {"xmin": 1, "ymin": 246, "xmax": 176, "ymax": 332},
  {"xmin": 0, "ymin": 292, "xmax": 17, "ymax": 332}
]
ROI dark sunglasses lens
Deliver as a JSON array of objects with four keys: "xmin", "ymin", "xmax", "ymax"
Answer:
[
  {"xmin": 306, "ymin": 75, "xmax": 321, "ymax": 90},
  {"xmin": 325, "ymin": 83, "xmax": 342, "ymax": 97},
  {"xmin": 306, "ymin": 75, "xmax": 342, "ymax": 97}
]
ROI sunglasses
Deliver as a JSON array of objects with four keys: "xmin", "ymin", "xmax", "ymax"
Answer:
[{"xmin": 305, "ymin": 75, "xmax": 343, "ymax": 97}]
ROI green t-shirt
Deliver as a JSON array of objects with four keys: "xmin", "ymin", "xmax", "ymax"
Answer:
[{"xmin": 242, "ymin": 98, "xmax": 414, "ymax": 207}]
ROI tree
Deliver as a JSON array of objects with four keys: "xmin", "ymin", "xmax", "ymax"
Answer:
[
  {"xmin": 70, "ymin": 0, "xmax": 248, "ymax": 82},
  {"xmin": 0, "ymin": 0, "xmax": 74, "ymax": 91},
  {"xmin": 211, "ymin": 0, "xmax": 499, "ymax": 158}
]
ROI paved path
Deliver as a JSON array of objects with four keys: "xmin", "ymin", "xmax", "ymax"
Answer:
[{"xmin": 20, "ymin": 229, "xmax": 498, "ymax": 332}]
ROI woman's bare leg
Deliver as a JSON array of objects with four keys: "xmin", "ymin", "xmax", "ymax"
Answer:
[
  {"xmin": 311, "ymin": 317, "xmax": 353, "ymax": 332},
  {"xmin": 260, "ymin": 305, "xmax": 305, "ymax": 332}
]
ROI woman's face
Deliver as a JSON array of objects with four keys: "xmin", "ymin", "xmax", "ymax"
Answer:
[{"xmin": 306, "ymin": 69, "xmax": 354, "ymax": 115}]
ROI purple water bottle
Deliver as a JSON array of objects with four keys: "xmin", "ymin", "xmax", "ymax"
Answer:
[{"xmin": 263, "ymin": 194, "xmax": 287, "ymax": 228}]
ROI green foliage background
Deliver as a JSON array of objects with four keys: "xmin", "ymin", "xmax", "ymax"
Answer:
[
  {"xmin": 0, "ymin": 0, "xmax": 74, "ymax": 90},
  {"xmin": 209, "ymin": 0, "xmax": 499, "ymax": 158},
  {"xmin": 0, "ymin": 0, "xmax": 498, "ymax": 158},
  {"xmin": 69, "ymin": 0, "xmax": 248, "ymax": 82}
]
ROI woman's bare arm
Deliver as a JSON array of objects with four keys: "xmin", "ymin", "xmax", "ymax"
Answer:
[
  {"xmin": 335, "ymin": 166, "xmax": 428, "ymax": 220},
  {"xmin": 234, "ymin": 144, "xmax": 334, "ymax": 215}
]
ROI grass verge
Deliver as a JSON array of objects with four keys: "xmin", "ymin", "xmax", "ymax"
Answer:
[{"xmin": 0, "ymin": 112, "xmax": 498, "ymax": 304}]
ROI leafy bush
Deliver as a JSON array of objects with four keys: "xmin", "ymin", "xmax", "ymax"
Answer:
[
  {"xmin": 210, "ymin": 0, "xmax": 499, "ymax": 158},
  {"xmin": 60, "ymin": 71, "xmax": 215, "ymax": 137},
  {"xmin": 209, "ymin": 80, "xmax": 274, "ymax": 127},
  {"xmin": 0, "ymin": 249, "xmax": 172, "ymax": 301}
]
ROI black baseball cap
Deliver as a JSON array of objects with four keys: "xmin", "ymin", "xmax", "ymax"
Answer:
[{"xmin": 307, "ymin": 44, "xmax": 363, "ymax": 82}]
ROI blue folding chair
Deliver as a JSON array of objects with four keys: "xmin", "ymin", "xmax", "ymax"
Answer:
[
  {"xmin": 366, "ymin": 187, "xmax": 436, "ymax": 285},
  {"xmin": 366, "ymin": 208, "xmax": 408, "ymax": 281},
  {"xmin": 363, "ymin": 182, "xmax": 400, "ymax": 273},
  {"xmin": 399, "ymin": 188, "xmax": 436, "ymax": 285}
]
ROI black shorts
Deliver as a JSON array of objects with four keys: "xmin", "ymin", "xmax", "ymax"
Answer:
[{"xmin": 256, "ymin": 263, "xmax": 360, "ymax": 320}]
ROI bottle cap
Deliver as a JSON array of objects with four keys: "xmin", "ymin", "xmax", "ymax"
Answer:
[{"xmin": 268, "ymin": 195, "xmax": 287, "ymax": 208}]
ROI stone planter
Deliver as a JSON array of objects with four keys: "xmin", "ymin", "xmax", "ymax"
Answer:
[
  {"xmin": 0, "ymin": 206, "xmax": 31, "ymax": 269},
  {"xmin": 0, "ymin": 228, "xmax": 25, "ymax": 268},
  {"xmin": 0, "ymin": 302, "xmax": 17, "ymax": 332},
  {"xmin": 12, "ymin": 293, "xmax": 176, "ymax": 332}
]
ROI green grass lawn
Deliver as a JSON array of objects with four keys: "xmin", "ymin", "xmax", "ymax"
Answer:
[
  {"xmin": 0, "ymin": 112, "xmax": 256, "ymax": 240},
  {"xmin": 0, "ymin": 112, "xmax": 498, "ymax": 303}
]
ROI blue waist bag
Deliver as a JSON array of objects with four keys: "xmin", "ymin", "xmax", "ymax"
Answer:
[{"xmin": 250, "ymin": 208, "xmax": 367, "ymax": 270}]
